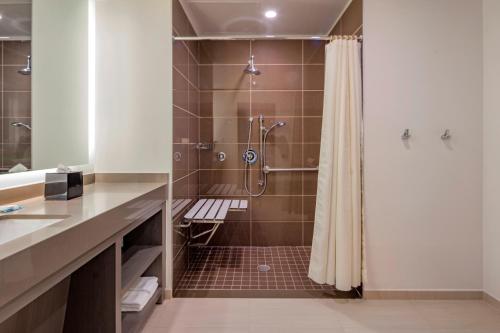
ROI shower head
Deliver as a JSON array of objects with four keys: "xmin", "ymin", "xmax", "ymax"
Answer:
[
  {"xmin": 266, "ymin": 121, "xmax": 287, "ymax": 133},
  {"xmin": 10, "ymin": 122, "xmax": 31, "ymax": 131},
  {"xmin": 18, "ymin": 55, "xmax": 31, "ymax": 75},
  {"xmin": 244, "ymin": 55, "xmax": 261, "ymax": 76}
]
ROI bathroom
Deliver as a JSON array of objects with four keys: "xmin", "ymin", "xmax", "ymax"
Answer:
[{"xmin": 0, "ymin": 0, "xmax": 500, "ymax": 332}]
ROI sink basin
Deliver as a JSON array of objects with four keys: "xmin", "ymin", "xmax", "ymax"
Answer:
[{"xmin": 0, "ymin": 214, "xmax": 69, "ymax": 246}]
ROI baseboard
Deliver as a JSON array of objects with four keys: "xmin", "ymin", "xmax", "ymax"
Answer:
[
  {"xmin": 364, "ymin": 290, "xmax": 483, "ymax": 300},
  {"xmin": 163, "ymin": 289, "xmax": 173, "ymax": 300},
  {"xmin": 483, "ymin": 292, "xmax": 500, "ymax": 310},
  {"xmin": 174, "ymin": 289, "xmax": 359, "ymax": 299}
]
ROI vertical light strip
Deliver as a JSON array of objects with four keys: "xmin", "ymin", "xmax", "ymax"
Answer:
[{"xmin": 88, "ymin": 0, "xmax": 96, "ymax": 165}]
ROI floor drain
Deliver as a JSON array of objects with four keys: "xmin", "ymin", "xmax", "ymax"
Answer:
[{"xmin": 257, "ymin": 264, "xmax": 271, "ymax": 272}]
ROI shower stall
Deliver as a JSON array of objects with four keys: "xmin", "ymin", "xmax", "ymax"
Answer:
[{"xmin": 171, "ymin": 0, "xmax": 362, "ymax": 298}]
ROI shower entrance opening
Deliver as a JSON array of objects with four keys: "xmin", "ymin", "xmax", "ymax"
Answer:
[{"xmin": 171, "ymin": 0, "xmax": 363, "ymax": 298}]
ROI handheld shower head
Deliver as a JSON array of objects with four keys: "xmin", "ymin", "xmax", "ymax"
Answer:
[{"xmin": 266, "ymin": 121, "xmax": 287, "ymax": 133}]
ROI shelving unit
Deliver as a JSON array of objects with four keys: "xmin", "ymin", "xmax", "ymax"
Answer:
[
  {"xmin": 120, "ymin": 209, "xmax": 165, "ymax": 333},
  {"xmin": 122, "ymin": 245, "xmax": 162, "ymax": 294}
]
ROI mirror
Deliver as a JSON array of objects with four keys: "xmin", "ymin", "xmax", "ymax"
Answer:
[{"xmin": 0, "ymin": 0, "xmax": 89, "ymax": 175}]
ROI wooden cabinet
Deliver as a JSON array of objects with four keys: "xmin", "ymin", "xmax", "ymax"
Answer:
[{"xmin": 0, "ymin": 201, "xmax": 166, "ymax": 333}]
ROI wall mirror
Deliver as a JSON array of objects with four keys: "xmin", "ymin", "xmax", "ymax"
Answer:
[{"xmin": 0, "ymin": 0, "xmax": 89, "ymax": 176}]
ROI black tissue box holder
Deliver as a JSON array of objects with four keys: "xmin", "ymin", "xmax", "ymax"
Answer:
[{"xmin": 44, "ymin": 171, "xmax": 83, "ymax": 200}]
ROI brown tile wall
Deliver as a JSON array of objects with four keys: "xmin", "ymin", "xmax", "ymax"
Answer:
[
  {"xmin": 330, "ymin": 0, "xmax": 363, "ymax": 36},
  {"xmin": 0, "ymin": 41, "xmax": 31, "ymax": 173},
  {"xmin": 199, "ymin": 39, "xmax": 325, "ymax": 246},
  {"xmin": 172, "ymin": 0, "xmax": 200, "ymax": 289}
]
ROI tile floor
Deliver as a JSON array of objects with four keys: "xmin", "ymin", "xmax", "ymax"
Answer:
[
  {"xmin": 143, "ymin": 298, "xmax": 500, "ymax": 333},
  {"xmin": 177, "ymin": 246, "xmax": 336, "ymax": 291}
]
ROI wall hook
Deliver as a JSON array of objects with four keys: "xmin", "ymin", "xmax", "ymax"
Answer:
[
  {"xmin": 441, "ymin": 129, "xmax": 451, "ymax": 140},
  {"xmin": 401, "ymin": 129, "xmax": 411, "ymax": 140}
]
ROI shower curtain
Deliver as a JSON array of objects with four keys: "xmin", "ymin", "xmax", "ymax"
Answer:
[{"xmin": 308, "ymin": 38, "xmax": 362, "ymax": 291}]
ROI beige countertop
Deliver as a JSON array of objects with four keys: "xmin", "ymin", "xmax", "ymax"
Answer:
[
  {"xmin": 0, "ymin": 182, "xmax": 167, "ymax": 261},
  {"xmin": 0, "ymin": 182, "xmax": 168, "ymax": 310}
]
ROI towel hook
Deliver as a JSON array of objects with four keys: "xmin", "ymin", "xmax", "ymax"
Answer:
[
  {"xmin": 441, "ymin": 129, "xmax": 451, "ymax": 140},
  {"xmin": 401, "ymin": 129, "xmax": 411, "ymax": 140}
]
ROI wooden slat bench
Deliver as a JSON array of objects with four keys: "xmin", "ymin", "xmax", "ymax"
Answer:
[
  {"xmin": 171, "ymin": 199, "xmax": 193, "ymax": 218},
  {"xmin": 181, "ymin": 199, "xmax": 248, "ymax": 246}
]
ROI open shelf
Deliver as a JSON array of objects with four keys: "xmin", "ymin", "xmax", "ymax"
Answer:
[
  {"xmin": 122, "ymin": 287, "xmax": 161, "ymax": 333},
  {"xmin": 120, "ymin": 209, "xmax": 164, "ymax": 332},
  {"xmin": 121, "ymin": 245, "xmax": 162, "ymax": 293}
]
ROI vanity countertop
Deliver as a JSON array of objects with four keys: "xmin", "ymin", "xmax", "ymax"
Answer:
[
  {"xmin": 0, "ymin": 182, "xmax": 167, "ymax": 261},
  {"xmin": 0, "ymin": 181, "xmax": 168, "ymax": 310}
]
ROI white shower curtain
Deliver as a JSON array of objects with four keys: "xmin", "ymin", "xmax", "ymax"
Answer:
[{"xmin": 308, "ymin": 39, "xmax": 362, "ymax": 291}]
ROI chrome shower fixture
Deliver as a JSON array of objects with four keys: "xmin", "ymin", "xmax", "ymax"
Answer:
[
  {"xmin": 244, "ymin": 55, "xmax": 261, "ymax": 75},
  {"xmin": 10, "ymin": 122, "xmax": 31, "ymax": 130},
  {"xmin": 243, "ymin": 115, "xmax": 287, "ymax": 197},
  {"xmin": 270, "ymin": 121, "xmax": 287, "ymax": 129},
  {"xmin": 18, "ymin": 55, "xmax": 31, "ymax": 75},
  {"xmin": 242, "ymin": 149, "xmax": 258, "ymax": 165}
]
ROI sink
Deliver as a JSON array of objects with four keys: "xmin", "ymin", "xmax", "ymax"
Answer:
[{"xmin": 0, "ymin": 214, "xmax": 69, "ymax": 246}]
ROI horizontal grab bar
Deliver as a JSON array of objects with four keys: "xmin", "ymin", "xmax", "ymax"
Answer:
[{"xmin": 263, "ymin": 166, "xmax": 319, "ymax": 174}]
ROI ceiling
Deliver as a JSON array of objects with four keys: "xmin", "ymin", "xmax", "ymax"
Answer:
[
  {"xmin": 179, "ymin": 0, "xmax": 351, "ymax": 37},
  {"xmin": 0, "ymin": 1, "xmax": 31, "ymax": 38}
]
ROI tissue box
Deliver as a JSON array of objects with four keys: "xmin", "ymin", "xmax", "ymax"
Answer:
[{"xmin": 44, "ymin": 171, "xmax": 83, "ymax": 200}]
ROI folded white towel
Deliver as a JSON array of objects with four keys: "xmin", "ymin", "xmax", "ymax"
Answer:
[
  {"xmin": 129, "ymin": 276, "xmax": 158, "ymax": 294},
  {"xmin": 121, "ymin": 291, "xmax": 152, "ymax": 312},
  {"xmin": 121, "ymin": 276, "xmax": 159, "ymax": 312},
  {"xmin": 121, "ymin": 283, "xmax": 158, "ymax": 312}
]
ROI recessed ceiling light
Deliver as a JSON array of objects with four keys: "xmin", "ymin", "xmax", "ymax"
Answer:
[{"xmin": 264, "ymin": 10, "xmax": 277, "ymax": 19}]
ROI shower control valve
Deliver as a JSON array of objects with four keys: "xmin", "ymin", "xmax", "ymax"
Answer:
[
  {"xmin": 242, "ymin": 149, "xmax": 258, "ymax": 165},
  {"xmin": 216, "ymin": 152, "xmax": 226, "ymax": 162}
]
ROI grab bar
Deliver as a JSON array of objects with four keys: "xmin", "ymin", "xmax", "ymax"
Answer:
[{"xmin": 263, "ymin": 165, "xmax": 319, "ymax": 174}]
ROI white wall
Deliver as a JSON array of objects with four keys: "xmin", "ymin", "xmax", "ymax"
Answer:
[
  {"xmin": 95, "ymin": 0, "xmax": 172, "ymax": 174},
  {"xmin": 363, "ymin": 0, "xmax": 483, "ymax": 291},
  {"xmin": 483, "ymin": 0, "xmax": 500, "ymax": 301}
]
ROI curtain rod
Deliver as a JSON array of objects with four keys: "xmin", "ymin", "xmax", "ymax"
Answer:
[{"xmin": 173, "ymin": 35, "xmax": 362, "ymax": 42}]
